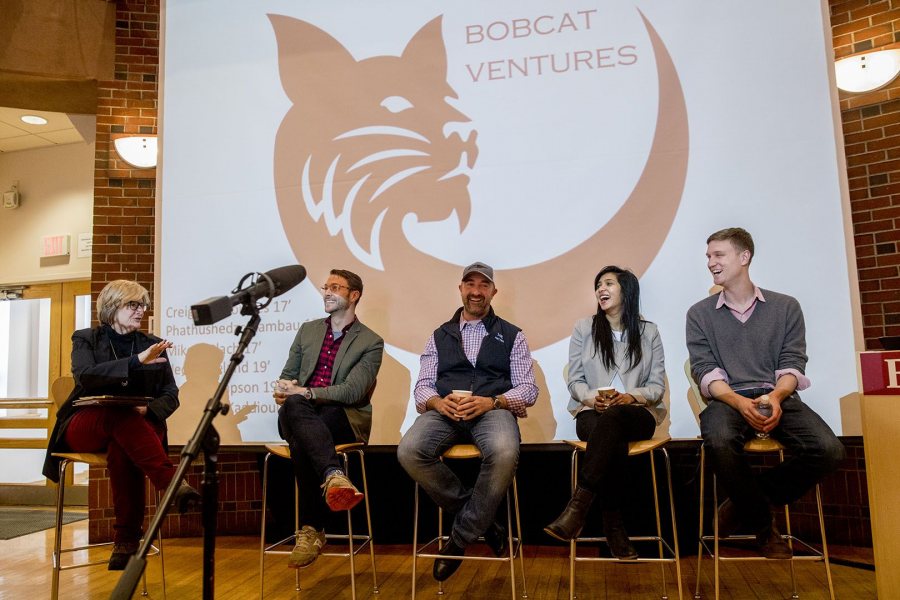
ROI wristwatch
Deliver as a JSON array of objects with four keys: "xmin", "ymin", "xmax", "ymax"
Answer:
[
  {"xmin": 303, "ymin": 388, "xmax": 313, "ymax": 400},
  {"xmin": 492, "ymin": 395, "xmax": 503, "ymax": 410}
]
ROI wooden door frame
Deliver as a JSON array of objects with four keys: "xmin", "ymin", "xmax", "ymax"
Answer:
[{"xmin": 0, "ymin": 279, "xmax": 91, "ymax": 505}]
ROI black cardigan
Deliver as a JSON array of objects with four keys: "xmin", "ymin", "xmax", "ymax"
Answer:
[{"xmin": 42, "ymin": 325, "xmax": 179, "ymax": 482}]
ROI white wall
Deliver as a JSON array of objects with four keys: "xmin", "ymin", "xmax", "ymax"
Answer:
[{"xmin": 0, "ymin": 141, "xmax": 94, "ymax": 285}]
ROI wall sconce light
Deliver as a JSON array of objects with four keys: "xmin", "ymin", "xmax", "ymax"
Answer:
[
  {"xmin": 834, "ymin": 48, "xmax": 900, "ymax": 93},
  {"xmin": 113, "ymin": 135, "xmax": 158, "ymax": 168}
]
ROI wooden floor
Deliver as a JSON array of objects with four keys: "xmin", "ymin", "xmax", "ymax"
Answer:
[{"xmin": 0, "ymin": 518, "xmax": 876, "ymax": 599}]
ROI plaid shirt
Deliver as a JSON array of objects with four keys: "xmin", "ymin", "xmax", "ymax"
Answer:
[
  {"xmin": 305, "ymin": 316, "xmax": 354, "ymax": 388},
  {"xmin": 413, "ymin": 317, "xmax": 538, "ymax": 417}
]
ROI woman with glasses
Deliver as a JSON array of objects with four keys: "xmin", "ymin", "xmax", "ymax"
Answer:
[
  {"xmin": 544, "ymin": 266, "xmax": 666, "ymax": 559},
  {"xmin": 43, "ymin": 280, "xmax": 199, "ymax": 570}
]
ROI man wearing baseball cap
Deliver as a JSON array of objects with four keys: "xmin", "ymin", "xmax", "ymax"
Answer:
[{"xmin": 398, "ymin": 261, "xmax": 538, "ymax": 582}]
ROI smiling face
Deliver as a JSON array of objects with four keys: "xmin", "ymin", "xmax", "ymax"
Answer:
[
  {"xmin": 459, "ymin": 273, "xmax": 496, "ymax": 321},
  {"xmin": 706, "ymin": 239, "xmax": 750, "ymax": 289},
  {"xmin": 321, "ymin": 274, "xmax": 358, "ymax": 314},
  {"xmin": 595, "ymin": 272, "xmax": 623, "ymax": 317}
]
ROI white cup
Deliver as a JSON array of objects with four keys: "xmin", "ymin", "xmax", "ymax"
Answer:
[{"xmin": 452, "ymin": 389, "xmax": 473, "ymax": 397}]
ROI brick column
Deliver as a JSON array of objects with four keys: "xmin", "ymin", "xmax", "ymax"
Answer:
[{"xmin": 831, "ymin": 0, "xmax": 900, "ymax": 346}]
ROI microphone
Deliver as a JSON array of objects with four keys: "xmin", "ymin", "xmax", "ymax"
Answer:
[{"xmin": 190, "ymin": 264, "xmax": 307, "ymax": 325}]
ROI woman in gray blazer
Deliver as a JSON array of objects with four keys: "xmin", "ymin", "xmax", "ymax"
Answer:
[{"xmin": 544, "ymin": 266, "xmax": 666, "ymax": 559}]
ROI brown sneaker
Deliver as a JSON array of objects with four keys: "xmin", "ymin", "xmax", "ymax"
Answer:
[
  {"xmin": 757, "ymin": 520, "xmax": 792, "ymax": 559},
  {"xmin": 289, "ymin": 525, "xmax": 326, "ymax": 568},
  {"xmin": 322, "ymin": 471, "xmax": 364, "ymax": 512}
]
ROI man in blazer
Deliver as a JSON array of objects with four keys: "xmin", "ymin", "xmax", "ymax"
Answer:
[{"xmin": 273, "ymin": 269, "xmax": 384, "ymax": 568}]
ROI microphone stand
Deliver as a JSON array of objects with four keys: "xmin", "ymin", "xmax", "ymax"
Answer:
[{"xmin": 111, "ymin": 305, "xmax": 262, "ymax": 600}]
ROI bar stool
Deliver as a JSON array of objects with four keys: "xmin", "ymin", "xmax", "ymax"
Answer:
[
  {"xmin": 694, "ymin": 438, "xmax": 834, "ymax": 600},
  {"xmin": 684, "ymin": 361, "xmax": 835, "ymax": 600},
  {"xmin": 50, "ymin": 452, "xmax": 165, "ymax": 600},
  {"xmin": 411, "ymin": 443, "xmax": 527, "ymax": 599},
  {"xmin": 565, "ymin": 438, "xmax": 682, "ymax": 600},
  {"xmin": 258, "ymin": 443, "xmax": 377, "ymax": 600}
]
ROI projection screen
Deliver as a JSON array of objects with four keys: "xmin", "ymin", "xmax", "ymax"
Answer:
[{"xmin": 158, "ymin": 0, "xmax": 860, "ymax": 445}]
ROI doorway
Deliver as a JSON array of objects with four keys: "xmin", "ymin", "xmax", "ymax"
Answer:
[{"xmin": 0, "ymin": 280, "xmax": 91, "ymax": 505}]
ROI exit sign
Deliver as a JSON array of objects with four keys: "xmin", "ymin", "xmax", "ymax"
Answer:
[{"xmin": 41, "ymin": 235, "xmax": 70, "ymax": 257}]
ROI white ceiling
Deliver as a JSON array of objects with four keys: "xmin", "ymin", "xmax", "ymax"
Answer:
[{"xmin": 0, "ymin": 107, "xmax": 92, "ymax": 153}]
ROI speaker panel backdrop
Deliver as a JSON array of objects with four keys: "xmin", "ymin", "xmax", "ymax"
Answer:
[{"xmin": 158, "ymin": 0, "xmax": 859, "ymax": 445}]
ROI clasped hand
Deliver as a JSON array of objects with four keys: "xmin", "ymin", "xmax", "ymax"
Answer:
[
  {"xmin": 594, "ymin": 390, "xmax": 636, "ymax": 412},
  {"xmin": 737, "ymin": 395, "xmax": 782, "ymax": 433},
  {"xmin": 434, "ymin": 393, "xmax": 492, "ymax": 421},
  {"xmin": 272, "ymin": 379, "xmax": 301, "ymax": 405}
]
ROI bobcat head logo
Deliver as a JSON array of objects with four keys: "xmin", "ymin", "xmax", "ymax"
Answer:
[
  {"xmin": 271, "ymin": 12, "xmax": 689, "ymax": 352},
  {"xmin": 269, "ymin": 16, "xmax": 476, "ymax": 271}
]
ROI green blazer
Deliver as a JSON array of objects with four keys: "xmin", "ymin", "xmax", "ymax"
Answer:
[{"xmin": 279, "ymin": 317, "xmax": 384, "ymax": 442}]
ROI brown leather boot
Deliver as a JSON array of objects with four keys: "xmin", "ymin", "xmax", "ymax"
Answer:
[{"xmin": 544, "ymin": 486, "xmax": 595, "ymax": 541}]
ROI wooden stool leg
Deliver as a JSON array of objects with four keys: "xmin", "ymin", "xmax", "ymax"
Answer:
[
  {"xmin": 411, "ymin": 482, "xmax": 419, "ymax": 600},
  {"xmin": 258, "ymin": 453, "xmax": 270, "ymax": 600},
  {"xmin": 569, "ymin": 448, "xmax": 578, "ymax": 600},
  {"xmin": 713, "ymin": 474, "xmax": 720, "ymax": 600},
  {"xmin": 816, "ymin": 484, "xmax": 835, "ymax": 600},
  {"xmin": 694, "ymin": 446, "xmax": 705, "ymax": 600},
  {"xmin": 512, "ymin": 476, "xmax": 528, "ymax": 599},
  {"xmin": 650, "ymin": 450, "xmax": 668, "ymax": 597},
  {"xmin": 341, "ymin": 452, "xmax": 357, "ymax": 600},
  {"xmin": 51, "ymin": 459, "xmax": 70, "ymax": 600},
  {"xmin": 357, "ymin": 450, "xmax": 379, "ymax": 593},
  {"xmin": 662, "ymin": 448, "xmax": 684, "ymax": 600}
]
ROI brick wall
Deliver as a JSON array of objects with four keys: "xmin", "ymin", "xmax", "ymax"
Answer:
[
  {"xmin": 88, "ymin": 0, "xmax": 164, "ymax": 540},
  {"xmin": 88, "ymin": 452, "xmax": 262, "ymax": 541},
  {"xmin": 84, "ymin": 1, "xmax": 884, "ymax": 547},
  {"xmin": 831, "ymin": 0, "xmax": 900, "ymax": 345},
  {"xmin": 90, "ymin": 0, "xmax": 159, "ymax": 306}
]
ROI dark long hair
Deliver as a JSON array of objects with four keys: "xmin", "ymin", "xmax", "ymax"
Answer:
[{"xmin": 591, "ymin": 266, "xmax": 644, "ymax": 372}]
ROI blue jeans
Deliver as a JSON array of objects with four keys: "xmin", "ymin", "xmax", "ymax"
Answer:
[
  {"xmin": 700, "ymin": 390, "xmax": 845, "ymax": 532},
  {"xmin": 397, "ymin": 409, "xmax": 520, "ymax": 547}
]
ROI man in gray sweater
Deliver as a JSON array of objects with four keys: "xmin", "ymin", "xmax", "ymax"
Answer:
[{"xmin": 686, "ymin": 227, "xmax": 844, "ymax": 559}]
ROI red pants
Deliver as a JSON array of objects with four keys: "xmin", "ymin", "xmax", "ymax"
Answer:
[{"xmin": 64, "ymin": 407, "xmax": 175, "ymax": 543}]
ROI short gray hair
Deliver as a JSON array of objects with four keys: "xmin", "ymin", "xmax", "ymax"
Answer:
[{"xmin": 97, "ymin": 280, "xmax": 150, "ymax": 325}]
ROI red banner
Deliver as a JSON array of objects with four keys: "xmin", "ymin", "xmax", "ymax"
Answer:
[{"xmin": 859, "ymin": 351, "xmax": 900, "ymax": 396}]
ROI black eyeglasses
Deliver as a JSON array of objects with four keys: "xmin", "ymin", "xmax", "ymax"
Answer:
[
  {"xmin": 320, "ymin": 284, "xmax": 350, "ymax": 294},
  {"xmin": 123, "ymin": 301, "xmax": 149, "ymax": 312}
]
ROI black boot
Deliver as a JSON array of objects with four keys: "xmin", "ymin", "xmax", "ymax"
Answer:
[
  {"xmin": 544, "ymin": 486, "xmax": 595, "ymax": 541},
  {"xmin": 603, "ymin": 510, "xmax": 638, "ymax": 560}
]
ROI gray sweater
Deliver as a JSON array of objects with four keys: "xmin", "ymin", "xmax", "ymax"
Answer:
[{"xmin": 686, "ymin": 289, "xmax": 807, "ymax": 393}]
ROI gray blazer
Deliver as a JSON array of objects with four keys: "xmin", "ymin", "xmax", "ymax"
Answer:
[
  {"xmin": 279, "ymin": 317, "xmax": 384, "ymax": 442},
  {"xmin": 566, "ymin": 317, "xmax": 667, "ymax": 426}
]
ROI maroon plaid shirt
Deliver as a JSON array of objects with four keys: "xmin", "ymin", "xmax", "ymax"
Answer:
[{"xmin": 305, "ymin": 316, "xmax": 355, "ymax": 388}]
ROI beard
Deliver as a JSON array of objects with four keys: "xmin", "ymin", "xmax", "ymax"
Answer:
[
  {"xmin": 324, "ymin": 294, "xmax": 349, "ymax": 314},
  {"xmin": 463, "ymin": 294, "xmax": 490, "ymax": 319}
]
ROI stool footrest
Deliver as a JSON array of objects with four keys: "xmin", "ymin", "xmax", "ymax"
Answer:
[
  {"xmin": 699, "ymin": 534, "xmax": 825, "ymax": 561},
  {"xmin": 571, "ymin": 536, "xmax": 679, "ymax": 564},
  {"xmin": 414, "ymin": 535, "xmax": 523, "ymax": 562}
]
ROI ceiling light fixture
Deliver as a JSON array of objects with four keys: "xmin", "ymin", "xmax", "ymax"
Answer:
[
  {"xmin": 113, "ymin": 135, "xmax": 158, "ymax": 169},
  {"xmin": 835, "ymin": 48, "xmax": 900, "ymax": 93},
  {"xmin": 20, "ymin": 115, "xmax": 48, "ymax": 125}
]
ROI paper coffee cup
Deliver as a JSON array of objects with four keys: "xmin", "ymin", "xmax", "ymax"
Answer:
[
  {"xmin": 596, "ymin": 387, "xmax": 616, "ymax": 400},
  {"xmin": 452, "ymin": 389, "xmax": 473, "ymax": 397}
]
